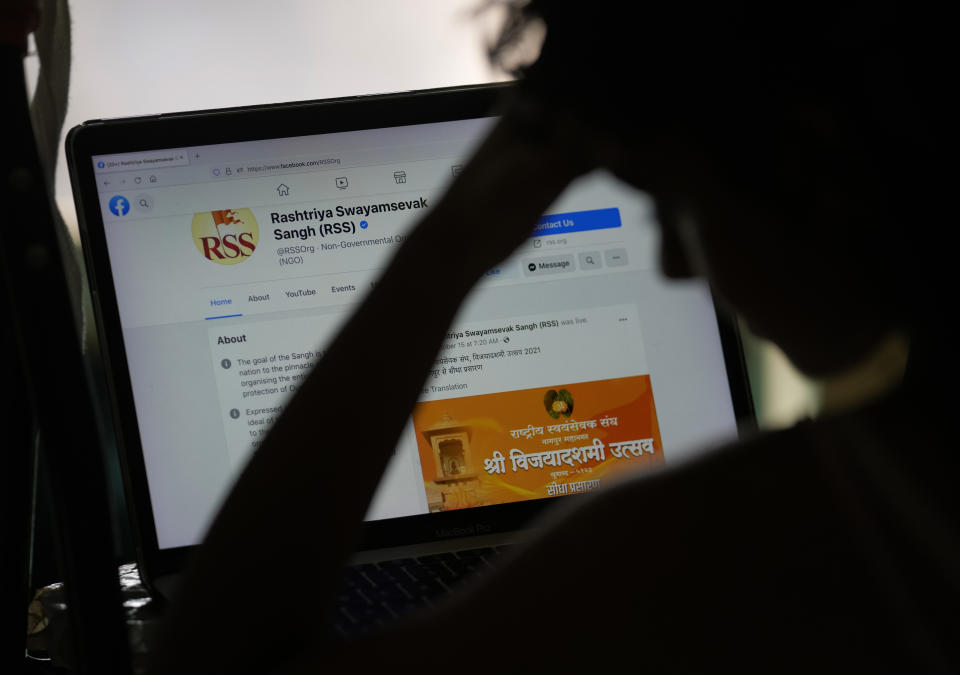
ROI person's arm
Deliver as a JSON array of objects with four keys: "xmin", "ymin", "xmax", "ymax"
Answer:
[
  {"xmin": 149, "ymin": 105, "xmax": 592, "ymax": 675},
  {"xmin": 301, "ymin": 422, "xmax": 859, "ymax": 674}
]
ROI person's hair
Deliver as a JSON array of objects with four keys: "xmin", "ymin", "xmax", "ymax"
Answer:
[{"xmin": 492, "ymin": 1, "xmax": 952, "ymax": 383}]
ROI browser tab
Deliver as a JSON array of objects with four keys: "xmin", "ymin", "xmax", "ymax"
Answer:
[{"xmin": 94, "ymin": 149, "xmax": 190, "ymax": 173}]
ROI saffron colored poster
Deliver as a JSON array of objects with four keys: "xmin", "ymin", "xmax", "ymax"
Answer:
[{"xmin": 412, "ymin": 375, "xmax": 663, "ymax": 512}]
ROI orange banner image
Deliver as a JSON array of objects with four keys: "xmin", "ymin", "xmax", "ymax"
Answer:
[{"xmin": 412, "ymin": 375, "xmax": 663, "ymax": 512}]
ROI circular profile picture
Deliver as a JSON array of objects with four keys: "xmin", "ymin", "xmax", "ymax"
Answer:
[{"xmin": 191, "ymin": 208, "xmax": 259, "ymax": 265}]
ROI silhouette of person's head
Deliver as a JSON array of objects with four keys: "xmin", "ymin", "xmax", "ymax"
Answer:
[{"xmin": 496, "ymin": 0, "xmax": 949, "ymax": 381}]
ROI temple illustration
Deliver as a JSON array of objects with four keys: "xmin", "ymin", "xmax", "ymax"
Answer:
[{"xmin": 421, "ymin": 414, "xmax": 482, "ymax": 512}]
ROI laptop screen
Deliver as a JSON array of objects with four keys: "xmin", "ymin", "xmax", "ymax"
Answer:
[{"xmin": 88, "ymin": 114, "xmax": 740, "ymax": 551}]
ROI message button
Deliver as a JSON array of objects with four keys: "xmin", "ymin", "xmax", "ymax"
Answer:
[{"xmin": 522, "ymin": 254, "xmax": 576, "ymax": 277}]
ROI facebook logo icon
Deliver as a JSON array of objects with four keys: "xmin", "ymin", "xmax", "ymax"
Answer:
[
  {"xmin": 96, "ymin": 161, "xmax": 105, "ymax": 169},
  {"xmin": 108, "ymin": 195, "xmax": 130, "ymax": 216}
]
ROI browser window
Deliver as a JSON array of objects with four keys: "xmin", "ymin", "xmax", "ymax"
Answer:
[{"xmin": 93, "ymin": 116, "xmax": 738, "ymax": 549}]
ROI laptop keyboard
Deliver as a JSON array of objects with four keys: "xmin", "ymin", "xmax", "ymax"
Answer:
[{"xmin": 333, "ymin": 545, "xmax": 512, "ymax": 636}]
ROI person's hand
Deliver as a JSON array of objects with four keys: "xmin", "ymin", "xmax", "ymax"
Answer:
[{"xmin": 426, "ymin": 96, "xmax": 597, "ymax": 283}]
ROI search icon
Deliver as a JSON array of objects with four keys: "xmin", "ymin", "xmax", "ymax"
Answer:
[
  {"xmin": 134, "ymin": 194, "xmax": 154, "ymax": 213},
  {"xmin": 578, "ymin": 251, "xmax": 602, "ymax": 269}
]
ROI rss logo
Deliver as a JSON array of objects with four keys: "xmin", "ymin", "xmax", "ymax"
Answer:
[{"xmin": 192, "ymin": 208, "xmax": 258, "ymax": 265}]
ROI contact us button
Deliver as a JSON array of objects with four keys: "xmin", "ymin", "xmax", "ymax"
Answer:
[{"xmin": 522, "ymin": 254, "xmax": 576, "ymax": 277}]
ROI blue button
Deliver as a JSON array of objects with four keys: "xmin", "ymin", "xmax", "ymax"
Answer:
[{"xmin": 530, "ymin": 207, "xmax": 621, "ymax": 237}]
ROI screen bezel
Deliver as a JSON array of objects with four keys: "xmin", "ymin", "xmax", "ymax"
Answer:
[{"xmin": 66, "ymin": 82, "xmax": 755, "ymax": 587}]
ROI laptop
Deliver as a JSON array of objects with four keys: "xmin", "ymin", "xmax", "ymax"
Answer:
[{"xmin": 66, "ymin": 82, "xmax": 754, "ymax": 634}]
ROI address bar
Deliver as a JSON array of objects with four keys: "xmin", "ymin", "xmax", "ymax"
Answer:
[
  {"xmin": 231, "ymin": 157, "xmax": 342, "ymax": 176},
  {"xmin": 210, "ymin": 140, "xmax": 468, "ymax": 180}
]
